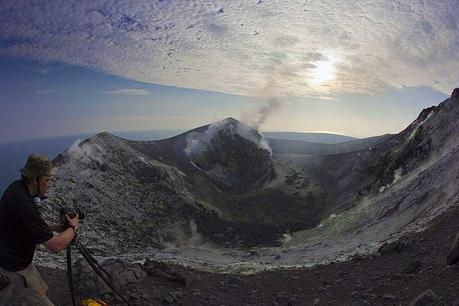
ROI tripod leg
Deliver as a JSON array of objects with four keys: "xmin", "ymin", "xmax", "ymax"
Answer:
[
  {"xmin": 75, "ymin": 244, "xmax": 131, "ymax": 306},
  {"xmin": 67, "ymin": 247, "xmax": 77, "ymax": 306},
  {"xmin": 76, "ymin": 243, "xmax": 112, "ymax": 281}
]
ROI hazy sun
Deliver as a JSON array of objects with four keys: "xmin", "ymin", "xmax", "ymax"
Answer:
[{"xmin": 310, "ymin": 55, "xmax": 338, "ymax": 86}]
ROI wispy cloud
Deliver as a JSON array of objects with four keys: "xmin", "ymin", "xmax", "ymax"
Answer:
[
  {"xmin": 315, "ymin": 96, "xmax": 338, "ymax": 101},
  {"xmin": 103, "ymin": 88, "xmax": 150, "ymax": 96},
  {"xmin": 1, "ymin": 1, "xmax": 458, "ymax": 97}
]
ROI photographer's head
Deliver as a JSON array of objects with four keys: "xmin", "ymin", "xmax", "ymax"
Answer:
[{"xmin": 20, "ymin": 154, "xmax": 53, "ymax": 198}]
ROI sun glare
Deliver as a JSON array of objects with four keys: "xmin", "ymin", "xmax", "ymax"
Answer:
[{"xmin": 310, "ymin": 55, "xmax": 338, "ymax": 86}]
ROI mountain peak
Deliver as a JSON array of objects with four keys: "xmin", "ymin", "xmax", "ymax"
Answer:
[
  {"xmin": 94, "ymin": 131, "xmax": 115, "ymax": 139},
  {"xmin": 223, "ymin": 117, "xmax": 239, "ymax": 123},
  {"xmin": 218, "ymin": 117, "xmax": 250, "ymax": 130},
  {"xmin": 184, "ymin": 117, "xmax": 273, "ymax": 193},
  {"xmin": 88, "ymin": 131, "xmax": 127, "ymax": 144},
  {"xmin": 216, "ymin": 117, "xmax": 261, "ymax": 136}
]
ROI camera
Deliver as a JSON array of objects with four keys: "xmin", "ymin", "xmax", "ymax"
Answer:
[{"xmin": 59, "ymin": 206, "xmax": 85, "ymax": 228}]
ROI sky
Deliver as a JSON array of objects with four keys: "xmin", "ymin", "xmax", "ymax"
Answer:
[{"xmin": 0, "ymin": 0, "xmax": 457, "ymax": 143}]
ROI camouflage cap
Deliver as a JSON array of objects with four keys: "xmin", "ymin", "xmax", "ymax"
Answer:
[{"xmin": 20, "ymin": 154, "xmax": 52, "ymax": 179}]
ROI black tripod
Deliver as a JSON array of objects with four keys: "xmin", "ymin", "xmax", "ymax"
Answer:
[{"xmin": 66, "ymin": 237, "xmax": 132, "ymax": 306}]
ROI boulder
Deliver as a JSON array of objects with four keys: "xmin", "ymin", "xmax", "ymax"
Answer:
[
  {"xmin": 447, "ymin": 232, "xmax": 459, "ymax": 265},
  {"xmin": 378, "ymin": 240, "xmax": 409, "ymax": 255},
  {"xmin": 72, "ymin": 258, "xmax": 146, "ymax": 297},
  {"xmin": 143, "ymin": 258, "xmax": 187, "ymax": 285}
]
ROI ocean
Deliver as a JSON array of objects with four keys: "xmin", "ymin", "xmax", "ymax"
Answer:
[{"xmin": 0, "ymin": 130, "xmax": 183, "ymax": 194}]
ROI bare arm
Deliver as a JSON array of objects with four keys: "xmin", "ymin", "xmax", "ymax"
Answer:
[
  {"xmin": 45, "ymin": 221, "xmax": 66, "ymax": 232},
  {"xmin": 43, "ymin": 228, "xmax": 76, "ymax": 253},
  {"xmin": 43, "ymin": 214, "xmax": 80, "ymax": 253}
]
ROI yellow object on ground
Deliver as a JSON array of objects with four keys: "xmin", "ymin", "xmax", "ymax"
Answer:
[{"xmin": 80, "ymin": 298, "xmax": 109, "ymax": 306}]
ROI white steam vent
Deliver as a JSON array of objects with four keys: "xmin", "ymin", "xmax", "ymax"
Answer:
[
  {"xmin": 66, "ymin": 138, "xmax": 105, "ymax": 164},
  {"xmin": 184, "ymin": 118, "xmax": 272, "ymax": 156}
]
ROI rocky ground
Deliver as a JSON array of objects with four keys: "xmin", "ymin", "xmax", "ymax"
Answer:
[{"xmin": 36, "ymin": 201, "xmax": 459, "ymax": 306}]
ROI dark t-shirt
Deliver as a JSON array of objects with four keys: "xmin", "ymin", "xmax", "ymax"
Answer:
[{"xmin": 0, "ymin": 180, "xmax": 53, "ymax": 271}]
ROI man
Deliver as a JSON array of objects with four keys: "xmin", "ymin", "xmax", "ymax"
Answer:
[{"xmin": 0, "ymin": 154, "xmax": 80, "ymax": 306}]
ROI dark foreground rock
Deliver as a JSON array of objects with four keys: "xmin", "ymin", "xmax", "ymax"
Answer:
[
  {"xmin": 408, "ymin": 289, "xmax": 440, "ymax": 306},
  {"xmin": 37, "ymin": 204, "xmax": 459, "ymax": 306},
  {"xmin": 446, "ymin": 232, "xmax": 459, "ymax": 265},
  {"xmin": 72, "ymin": 258, "xmax": 147, "ymax": 297}
]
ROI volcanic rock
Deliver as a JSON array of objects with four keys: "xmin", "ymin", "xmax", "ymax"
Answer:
[
  {"xmin": 378, "ymin": 240, "xmax": 409, "ymax": 255},
  {"xmin": 408, "ymin": 289, "xmax": 440, "ymax": 306},
  {"xmin": 143, "ymin": 258, "xmax": 188, "ymax": 285},
  {"xmin": 404, "ymin": 260, "xmax": 422, "ymax": 274},
  {"xmin": 447, "ymin": 232, "xmax": 459, "ymax": 265},
  {"xmin": 186, "ymin": 117, "xmax": 274, "ymax": 194},
  {"xmin": 72, "ymin": 258, "xmax": 146, "ymax": 297},
  {"xmin": 451, "ymin": 88, "xmax": 459, "ymax": 100}
]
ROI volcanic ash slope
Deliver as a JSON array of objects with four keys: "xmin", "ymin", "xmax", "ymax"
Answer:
[{"xmin": 39, "ymin": 89, "xmax": 459, "ymax": 272}]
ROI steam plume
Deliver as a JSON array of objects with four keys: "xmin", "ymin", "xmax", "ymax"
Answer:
[{"xmin": 252, "ymin": 98, "xmax": 280, "ymax": 129}]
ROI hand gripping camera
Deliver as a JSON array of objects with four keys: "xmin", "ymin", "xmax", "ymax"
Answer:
[{"xmin": 59, "ymin": 206, "xmax": 85, "ymax": 228}]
